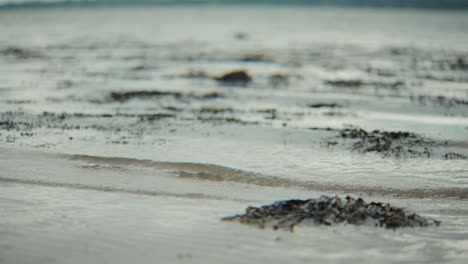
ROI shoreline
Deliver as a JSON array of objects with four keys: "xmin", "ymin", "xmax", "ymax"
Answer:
[{"xmin": 1, "ymin": 145, "xmax": 467, "ymax": 263}]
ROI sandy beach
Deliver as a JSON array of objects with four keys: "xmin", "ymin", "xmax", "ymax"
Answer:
[
  {"xmin": 2, "ymin": 145, "xmax": 468, "ymax": 264},
  {"xmin": 1, "ymin": 5, "xmax": 468, "ymax": 264}
]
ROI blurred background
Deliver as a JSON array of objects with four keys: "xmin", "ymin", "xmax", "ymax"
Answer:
[{"xmin": 1, "ymin": 0, "xmax": 468, "ymax": 9}]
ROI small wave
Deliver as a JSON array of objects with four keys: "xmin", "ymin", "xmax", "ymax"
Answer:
[
  {"xmin": 0, "ymin": 176, "xmax": 251, "ymax": 202},
  {"xmin": 65, "ymin": 153, "xmax": 260, "ymax": 178},
  {"xmin": 65, "ymin": 154, "xmax": 468, "ymax": 199}
]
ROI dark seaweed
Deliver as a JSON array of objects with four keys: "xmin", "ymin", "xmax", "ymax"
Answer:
[
  {"xmin": 339, "ymin": 128, "xmax": 435, "ymax": 158},
  {"xmin": 410, "ymin": 95, "xmax": 468, "ymax": 108},
  {"xmin": 308, "ymin": 103, "xmax": 342, "ymax": 108},
  {"xmin": 444, "ymin": 153, "xmax": 468, "ymax": 160},
  {"xmin": 223, "ymin": 195, "xmax": 441, "ymax": 231},
  {"xmin": 109, "ymin": 90, "xmax": 224, "ymax": 102}
]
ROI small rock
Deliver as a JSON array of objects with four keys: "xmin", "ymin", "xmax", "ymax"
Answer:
[{"xmin": 214, "ymin": 70, "xmax": 252, "ymax": 85}]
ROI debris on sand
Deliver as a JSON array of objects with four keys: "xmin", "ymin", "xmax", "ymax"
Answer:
[
  {"xmin": 214, "ymin": 69, "xmax": 252, "ymax": 85},
  {"xmin": 451, "ymin": 57, "xmax": 468, "ymax": 70},
  {"xmin": 173, "ymin": 70, "xmax": 211, "ymax": 79},
  {"xmin": 308, "ymin": 103, "xmax": 342, "ymax": 108},
  {"xmin": 109, "ymin": 90, "xmax": 224, "ymax": 102},
  {"xmin": 325, "ymin": 79, "xmax": 405, "ymax": 90},
  {"xmin": 234, "ymin": 32, "xmax": 249, "ymax": 40},
  {"xmin": 130, "ymin": 65, "xmax": 148, "ymax": 71},
  {"xmin": 339, "ymin": 128, "xmax": 435, "ymax": 158},
  {"xmin": 199, "ymin": 91, "xmax": 225, "ymax": 99},
  {"xmin": 199, "ymin": 107, "xmax": 235, "ymax": 114},
  {"xmin": 325, "ymin": 79, "xmax": 363, "ymax": 88},
  {"xmin": 410, "ymin": 95, "xmax": 468, "ymax": 108},
  {"xmin": 222, "ymin": 195, "xmax": 441, "ymax": 231},
  {"xmin": 197, "ymin": 116, "xmax": 259, "ymax": 126},
  {"xmin": 0, "ymin": 120, "xmax": 33, "ymax": 131},
  {"xmin": 444, "ymin": 153, "xmax": 468, "ymax": 160},
  {"xmin": 0, "ymin": 46, "xmax": 42, "ymax": 59},
  {"xmin": 435, "ymin": 57, "xmax": 468, "ymax": 71},
  {"xmin": 110, "ymin": 91, "xmax": 183, "ymax": 102},
  {"xmin": 269, "ymin": 73, "xmax": 290, "ymax": 87},
  {"xmin": 240, "ymin": 53, "xmax": 273, "ymax": 62}
]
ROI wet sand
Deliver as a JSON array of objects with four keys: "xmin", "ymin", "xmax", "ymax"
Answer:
[
  {"xmin": 1, "ymin": 146, "xmax": 468, "ymax": 264},
  {"xmin": 1, "ymin": 6, "xmax": 468, "ymax": 264}
]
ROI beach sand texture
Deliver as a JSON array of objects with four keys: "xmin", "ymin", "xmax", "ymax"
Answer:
[{"xmin": 1, "ymin": 6, "xmax": 468, "ymax": 264}]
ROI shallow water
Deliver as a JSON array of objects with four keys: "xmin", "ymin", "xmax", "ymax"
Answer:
[{"xmin": 1, "ymin": 6, "xmax": 468, "ymax": 264}]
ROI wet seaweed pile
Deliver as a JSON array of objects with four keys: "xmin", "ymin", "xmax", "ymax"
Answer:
[
  {"xmin": 223, "ymin": 195, "xmax": 441, "ymax": 231},
  {"xmin": 339, "ymin": 128, "xmax": 437, "ymax": 158}
]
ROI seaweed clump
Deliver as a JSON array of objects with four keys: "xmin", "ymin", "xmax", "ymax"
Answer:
[
  {"xmin": 222, "ymin": 195, "xmax": 440, "ymax": 231},
  {"xmin": 444, "ymin": 153, "xmax": 468, "ymax": 160},
  {"xmin": 339, "ymin": 128, "xmax": 435, "ymax": 158}
]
